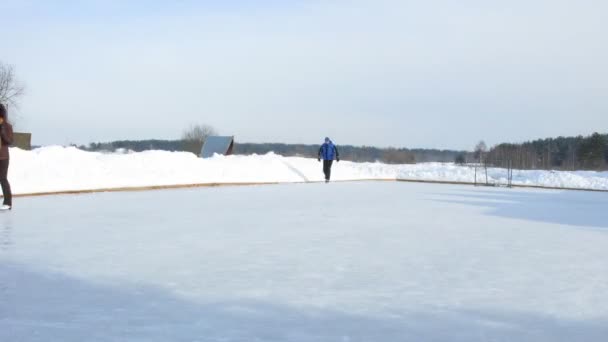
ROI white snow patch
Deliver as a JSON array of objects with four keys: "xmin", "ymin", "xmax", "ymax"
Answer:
[{"xmin": 8, "ymin": 146, "xmax": 608, "ymax": 194}]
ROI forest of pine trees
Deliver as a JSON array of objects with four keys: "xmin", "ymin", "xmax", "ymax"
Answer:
[{"xmin": 484, "ymin": 133, "xmax": 607, "ymax": 171}]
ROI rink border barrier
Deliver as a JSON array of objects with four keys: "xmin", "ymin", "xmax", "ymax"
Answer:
[
  {"xmin": 395, "ymin": 178, "xmax": 608, "ymax": 192},
  {"xmin": 12, "ymin": 182, "xmax": 281, "ymax": 198},
  {"xmin": 9, "ymin": 178, "xmax": 608, "ymax": 198}
]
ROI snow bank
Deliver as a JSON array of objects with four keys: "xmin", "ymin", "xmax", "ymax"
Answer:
[{"xmin": 9, "ymin": 146, "xmax": 608, "ymax": 194}]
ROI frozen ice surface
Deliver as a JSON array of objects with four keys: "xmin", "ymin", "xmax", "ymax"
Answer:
[{"xmin": 1, "ymin": 182, "xmax": 608, "ymax": 341}]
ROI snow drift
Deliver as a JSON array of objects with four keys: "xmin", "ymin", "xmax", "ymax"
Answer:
[{"xmin": 8, "ymin": 146, "xmax": 608, "ymax": 195}]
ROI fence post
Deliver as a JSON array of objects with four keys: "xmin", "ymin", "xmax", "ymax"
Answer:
[
  {"xmin": 474, "ymin": 165, "xmax": 477, "ymax": 186},
  {"xmin": 484, "ymin": 160, "xmax": 488, "ymax": 185}
]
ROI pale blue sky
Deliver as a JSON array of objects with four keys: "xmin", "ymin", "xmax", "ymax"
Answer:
[{"xmin": 2, "ymin": 0, "xmax": 607, "ymax": 149}]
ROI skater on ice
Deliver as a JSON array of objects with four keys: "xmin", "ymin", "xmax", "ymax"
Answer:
[
  {"xmin": 318, "ymin": 137, "xmax": 340, "ymax": 182},
  {"xmin": 0, "ymin": 103, "xmax": 13, "ymax": 210}
]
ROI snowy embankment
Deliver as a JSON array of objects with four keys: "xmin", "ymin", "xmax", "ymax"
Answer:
[{"xmin": 9, "ymin": 146, "xmax": 608, "ymax": 194}]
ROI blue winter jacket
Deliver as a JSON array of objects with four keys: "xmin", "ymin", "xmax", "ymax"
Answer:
[{"xmin": 319, "ymin": 141, "xmax": 339, "ymax": 161}]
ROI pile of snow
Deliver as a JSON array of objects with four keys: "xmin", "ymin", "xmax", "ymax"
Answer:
[{"xmin": 9, "ymin": 146, "xmax": 608, "ymax": 194}]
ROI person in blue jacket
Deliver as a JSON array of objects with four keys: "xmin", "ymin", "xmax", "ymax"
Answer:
[{"xmin": 318, "ymin": 137, "xmax": 340, "ymax": 182}]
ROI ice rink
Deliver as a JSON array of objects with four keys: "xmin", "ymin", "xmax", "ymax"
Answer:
[{"xmin": 1, "ymin": 181, "xmax": 607, "ymax": 341}]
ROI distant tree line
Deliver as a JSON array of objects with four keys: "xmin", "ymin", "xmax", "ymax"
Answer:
[
  {"xmin": 84, "ymin": 140, "xmax": 184, "ymax": 153},
  {"xmin": 236, "ymin": 143, "xmax": 418, "ymax": 164},
  {"xmin": 82, "ymin": 132, "xmax": 608, "ymax": 171},
  {"xmin": 82, "ymin": 140, "xmax": 467, "ymax": 164},
  {"xmin": 479, "ymin": 133, "xmax": 608, "ymax": 171},
  {"xmin": 234, "ymin": 143, "xmax": 464, "ymax": 164}
]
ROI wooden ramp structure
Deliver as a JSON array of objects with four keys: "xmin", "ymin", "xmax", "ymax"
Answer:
[{"xmin": 200, "ymin": 136, "xmax": 234, "ymax": 158}]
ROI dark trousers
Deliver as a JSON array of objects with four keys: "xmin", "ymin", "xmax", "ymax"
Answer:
[
  {"xmin": 0, "ymin": 159, "xmax": 11, "ymax": 206},
  {"xmin": 323, "ymin": 160, "xmax": 333, "ymax": 181}
]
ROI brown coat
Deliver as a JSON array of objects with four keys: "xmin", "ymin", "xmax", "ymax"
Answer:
[{"xmin": 0, "ymin": 122, "xmax": 14, "ymax": 160}]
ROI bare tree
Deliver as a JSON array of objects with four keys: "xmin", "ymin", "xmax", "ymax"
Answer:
[
  {"xmin": 181, "ymin": 124, "xmax": 218, "ymax": 156},
  {"xmin": 0, "ymin": 62, "xmax": 25, "ymax": 108},
  {"xmin": 474, "ymin": 140, "xmax": 487, "ymax": 164},
  {"xmin": 472, "ymin": 140, "xmax": 489, "ymax": 185}
]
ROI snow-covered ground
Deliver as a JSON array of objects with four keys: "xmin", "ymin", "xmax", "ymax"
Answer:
[
  {"xmin": 1, "ymin": 182, "xmax": 607, "ymax": 341},
  {"xmin": 8, "ymin": 146, "xmax": 608, "ymax": 194}
]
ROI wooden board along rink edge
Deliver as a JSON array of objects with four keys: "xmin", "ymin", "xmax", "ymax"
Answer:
[
  {"xmin": 12, "ymin": 182, "xmax": 281, "ymax": 198},
  {"xmin": 6, "ymin": 178, "xmax": 608, "ymax": 198}
]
